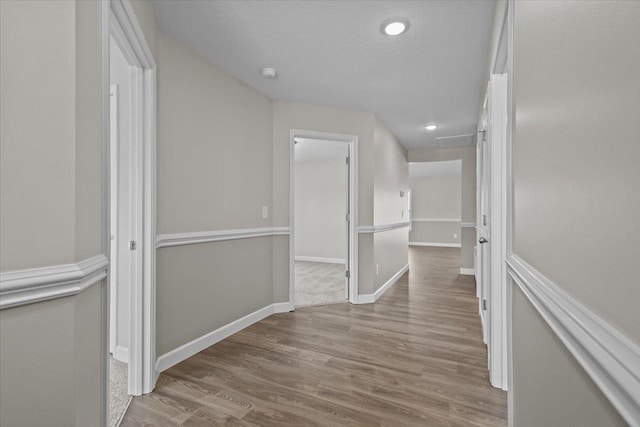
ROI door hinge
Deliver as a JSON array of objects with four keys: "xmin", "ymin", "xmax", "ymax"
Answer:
[
  {"xmin": 483, "ymin": 214, "xmax": 487, "ymax": 226},
  {"xmin": 346, "ymin": 156, "xmax": 350, "ymax": 165},
  {"xmin": 129, "ymin": 240, "xmax": 137, "ymax": 251},
  {"xmin": 346, "ymin": 270, "xmax": 350, "ymax": 279},
  {"xmin": 346, "ymin": 213, "xmax": 350, "ymax": 222},
  {"xmin": 483, "ymin": 299, "xmax": 487, "ymax": 310}
]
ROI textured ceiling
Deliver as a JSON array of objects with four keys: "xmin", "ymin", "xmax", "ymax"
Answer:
[{"xmin": 152, "ymin": 1, "xmax": 495, "ymax": 150}]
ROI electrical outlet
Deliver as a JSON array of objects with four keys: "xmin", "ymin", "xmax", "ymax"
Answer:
[
  {"xmin": 262, "ymin": 206, "xmax": 268, "ymax": 219},
  {"xmin": 453, "ymin": 233, "xmax": 458, "ymax": 239},
  {"xmin": 376, "ymin": 264, "xmax": 379, "ymax": 275}
]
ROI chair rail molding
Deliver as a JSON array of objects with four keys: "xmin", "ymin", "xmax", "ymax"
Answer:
[
  {"xmin": 0, "ymin": 255, "xmax": 109, "ymax": 309},
  {"xmin": 358, "ymin": 222, "xmax": 410, "ymax": 234},
  {"xmin": 507, "ymin": 254, "xmax": 640, "ymax": 427},
  {"xmin": 409, "ymin": 242, "xmax": 461, "ymax": 248},
  {"xmin": 156, "ymin": 227, "xmax": 291, "ymax": 249},
  {"xmin": 411, "ymin": 218, "xmax": 461, "ymax": 222}
]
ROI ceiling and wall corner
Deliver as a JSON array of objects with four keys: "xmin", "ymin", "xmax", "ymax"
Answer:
[{"xmin": 150, "ymin": 1, "xmax": 496, "ymax": 151}]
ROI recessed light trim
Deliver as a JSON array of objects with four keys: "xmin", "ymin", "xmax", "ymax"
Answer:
[
  {"xmin": 425, "ymin": 124, "xmax": 438, "ymax": 131},
  {"xmin": 381, "ymin": 18, "xmax": 410, "ymax": 36}
]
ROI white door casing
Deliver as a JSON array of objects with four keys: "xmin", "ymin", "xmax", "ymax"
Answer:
[{"xmin": 289, "ymin": 130, "xmax": 359, "ymax": 307}]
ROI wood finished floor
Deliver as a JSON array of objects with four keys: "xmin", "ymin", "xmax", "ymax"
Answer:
[{"xmin": 122, "ymin": 247, "xmax": 507, "ymax": 426}]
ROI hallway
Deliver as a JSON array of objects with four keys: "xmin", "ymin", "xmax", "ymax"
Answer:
[{"xmin": 122, "ymin": 247, "xmax": 506, "ymax": 426}]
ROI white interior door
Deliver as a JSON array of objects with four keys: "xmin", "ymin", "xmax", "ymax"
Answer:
[
  {"xmin": 345, "ymin": 147, "xmax": 350, "ymax": 300},
  {"xmin": 477, "ymin": 74, "xmax": 508, "ymax": 390},
  {"xmin": 478, "ymin": 105, "xmax": 491, "ymax": 347}
]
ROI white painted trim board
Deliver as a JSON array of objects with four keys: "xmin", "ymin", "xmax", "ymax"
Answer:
[
  {"xmin": 507, "ymin": 254, "xmax": 640, "ymax": 427},
  {"xmin": 358, "ymin": 264, "xmax": 409, "ymax": 304},
  {"xmin": 358, "ymin": 222, "xmax": 410, "ymax": 233},
  {"xmin": 409, "ymin": 242, "xmax": 461, "ymax": 248},
  {"xmin": 459, "ymin": 268, "xmax": 475, "ymax": 275},
  {"xmin": 0, "ymin": 255, "xmax": 109, "ymax": 310},
  {"xmin": 156, "ymin": 227, "xmax": 291, "ymax": 249},
  {"xmin": 411, "ymin": 218, "xmax": 461, "ymax": 223},
  {"xmin": 155, "ymin": 302, "xmax": 293, "ymax": 374},
  {"xmin": 294, "ymin": 256, "xmax": 345, "ymax": 264}
]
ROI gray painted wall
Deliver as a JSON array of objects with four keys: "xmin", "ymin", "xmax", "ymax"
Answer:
[
  {"xmin": 0, "ymin": 1, "xmax": 105, "ymax": 425},
  {"xmin": 408, "ymin": 147, "xmax": 476, "ymax": 270},
  {"xmin": 373, "ymin": 118, "xmax": 409, "ymax": 291},
  {"xmin": 155, "ymin": 31, "xmax": 275, "ymax": 357},
  {"xmin": 409, "ymin": 175, "xmax": 461, "ymax": 245},
  {"xmin": 511, "ymin": 1, "xmax": 640, "ymax": 425},
  {"xmin": 295, "ymin": 154, "xmax": 348, "ymax": 261}
]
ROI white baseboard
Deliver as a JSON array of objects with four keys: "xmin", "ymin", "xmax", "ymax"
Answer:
[
  {"xmin": 114, "ymin": 345, "xmax": 129, "ymax": 364},
  {"xmin": 155, "ymin": 302, "xmax": 293, "ymax": 374},
  {"xmin": 409, "ymin": 242, "xmax": 461, "ymax": 248},
  {"xmin": 358, "ymin": 264, "xmax": 409, "ymax": 304},
  {"xmin": 294, "ymin": 256, "xmax": 345, "ymax": 264},
  {"xmin": 459, "ymin": 268, "xmax": 475, "ymax": 275}
]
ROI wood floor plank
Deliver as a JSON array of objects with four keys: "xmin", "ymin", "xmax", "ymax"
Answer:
[{"xmin": 122, "ymin": 247, "xmax": 507, "ymax": 426}]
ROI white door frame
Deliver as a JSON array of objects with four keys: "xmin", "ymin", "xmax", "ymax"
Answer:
[
  {"xmin": 487, "ymin": 73, "xmax": 508, "ymax": 390},
  {"xmin": 476, "ymin": 0, "xmax": 512, "ymax": 395},
  {"xmin": 102, "ymin": 0, "xmax": 157, "ymax": 413},
  {"xmin": 289, "ymin": 130, "xmax": 359, "ymax": 306},
  {"xmin": 109, "ymin": 84, "xmax": 119, "ymax": 357}
]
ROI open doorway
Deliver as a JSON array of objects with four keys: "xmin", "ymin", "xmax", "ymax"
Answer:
[
  {"xmin": 293, "ymin": 138, "xmax": 349, "ymax": 307},
  {"xmin": 289, "ymin": 130, "xmax": 359, "ymax": 308},
  {"xmin": 105, "ymin": 1, "xmax": 157, "ymax": 424},
  {"xmin": 108, "ymin": 33, "xmax": 135, "ymax": 427},
  {"xmin": 408, "ymin": 160, "xmax": 462, "ymax": 249}
]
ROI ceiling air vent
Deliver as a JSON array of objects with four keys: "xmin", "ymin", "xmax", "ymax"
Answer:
[{"xmin": 435, "ymin": 133, "xmax": 476, "ymax": 148}]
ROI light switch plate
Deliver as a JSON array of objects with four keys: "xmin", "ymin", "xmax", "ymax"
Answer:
[{"xmin": 262, "ymin": 206, "xmax": 268, "ymax": 219}]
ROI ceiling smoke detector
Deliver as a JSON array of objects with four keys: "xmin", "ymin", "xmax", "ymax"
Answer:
[{"xmin": 261, "ymin": 67, "xmax": 277, "ymax": 78}]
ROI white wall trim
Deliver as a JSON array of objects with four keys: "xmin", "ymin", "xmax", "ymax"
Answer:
[
  {"xmin": 460, "ymin": 268, "xmax": 475, "ymax": 275},
  {"xmin": 108, "ymin": 0, "xmax": 158, "ymax": 398},
  {"xmin": 155, "ymin": 302, "xmax": 293, "ymax": 374},
  {"xmin": 156, "ymin": 227, "xmax": 291, "ymax": 249},
  {"xmin": 507, "ymin": 254, "xmax": 640, "ymax": 427},
  {"xmin": 114, "ymin": 345, "xmax": 129, "ymax": 364},
  {"xmin": 409, "ymin": 242, "xmax": 461, "ymax": 248},
  {"xmin": 411, "ymin": 218, "xmax": 461, "ymax": 223},
  {"xmin": 294, "ymin": 256, "xmax": 345, "ymax": 264},
  {"xmin": 358, "ymin": 264, "xmax": 409, "ymax": 304},
  {"xmin": 0, "ymin": 255, "xmax": 109, "ymax": 310},
  {"xmin": 358, "ymin": 221, "xmax": 410, "ymax": 233},
  {"xmin": 461, "ymin": 222, "xmax": 477, "ymax": 228}
]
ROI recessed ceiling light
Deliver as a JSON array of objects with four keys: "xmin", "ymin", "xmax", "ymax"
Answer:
[
  {"xmin": 381, "ymin": 18, "xmax": 410, "ymax": 36},
  {"xmin": 261, "ymin": 67, "xmax": 277, "ymax": 78},
  {"xmin": 425, "ymin": 124, "xmax": 438, "ymax": 131}
]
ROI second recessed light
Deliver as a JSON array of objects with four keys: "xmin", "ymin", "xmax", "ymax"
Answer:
[{"xmin": 425, "ymin": 124, "xmax": 438, "ymax": 131}]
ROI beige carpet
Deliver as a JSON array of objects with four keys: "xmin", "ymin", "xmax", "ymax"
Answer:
[
  {"xmin": 109, "ymin": 356, "xmax": 131, "ymax": 427},
  {"xmin": 295, "ymin": 261, "xmax": 347, "ymax": 307}
]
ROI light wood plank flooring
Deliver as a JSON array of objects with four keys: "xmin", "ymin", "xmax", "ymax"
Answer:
[{"xmin": 122, "ymin": 247, "xmax": 507, "ymax": 426}]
